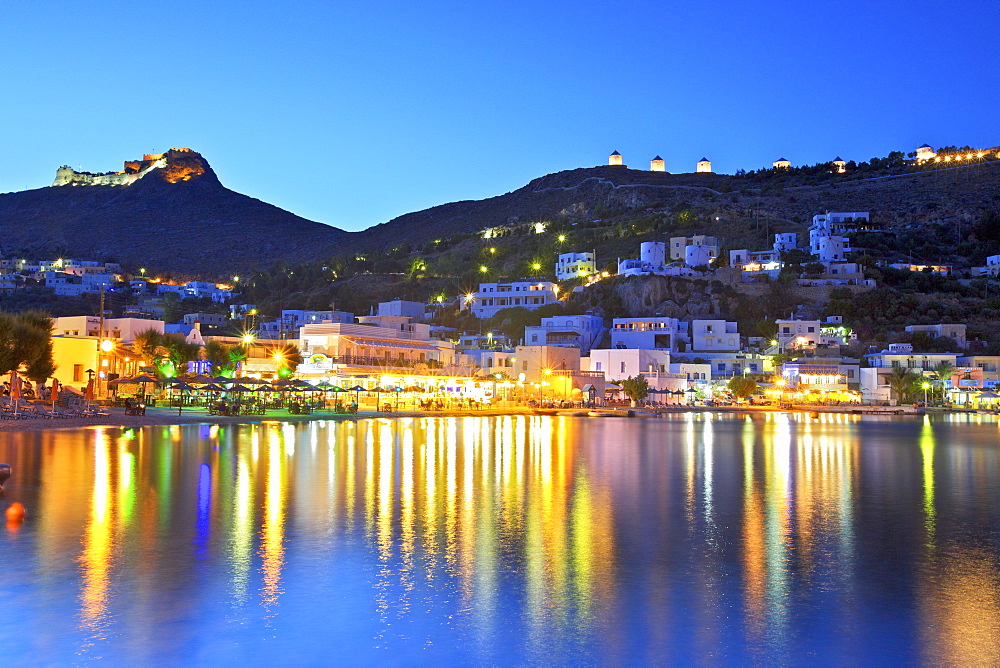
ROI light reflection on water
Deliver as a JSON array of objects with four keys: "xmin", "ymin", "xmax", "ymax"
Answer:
[{"xmin": 1, "ymin": 414, "xmax": 1000, "ymax": 663}]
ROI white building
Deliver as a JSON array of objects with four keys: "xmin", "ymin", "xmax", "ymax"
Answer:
[
  {"xmin": 524, "ymin": 314, "xmax": 605, "ymax": 354},
  {"xmin": 259, "ymin": 309, "xmax": 354, "ymax": 338},
  {"xmin": 377, "ymin": 300, "xmax": 425, "ymax": 319},
  {"xmin": 555, "ymin": 252, "xmax": 597, "ymax": 281},
  {"xmin": 670, "ymin": 236, "xmax": 719, "ymax": 261},
  {"xmin": 864, "ymin": 344, "xmax": 960, "ymax": 371},
  {"xmin": 773, "ymin": 158, "xmax": 791, "ymax": 169},
  {"xmin": 52, "ymin": 315, "xmax": 165, "ymax": 344},
  {"xmin": 904, "ymin": 323, "xmax": 967, "ymax": 349},
  {"xmin": 650, "ymin": 155, "xmax": 665, "ymax": 172},
  {"xmin": 617, "ymin": 242, "xmax": 696, "ymax": 278},
  {"xmin": 915, "ymin": 144, "xmax": 937, "ymax": 162},
  {"xmin": 775, "ymin": 319, "xmax": 822, "ymax": 348},
  {"xmin": 469, "ymin": 281, "xmax": 560, "ymax": 319},
  {"xmin": 812, "ymin": 211, "xmax": 870, "ymax": 233},
  {"xmin": 684, "ymin": 244, "xmax": 716, "ymax": 268},
  {"xmin": 730, "ymin": 249, "xmax": 781, "ymax": 268},
  {"xmin": 608, "ymin": 317, "xmax": 686, "ymax": 352},
  {"xmin": 773, "ymin": 233, "xmax": 797, "ymax": 253},
  {"xmin": 609, "ymin": 150, "xmax": 623, "ymax": 166},
  {"xmin": 690, "ymin": 319, "xmax": 740, "ymax": 353},
  {"xmin": 297, "ymin": 319, "xmax": 459, "ymax": 378},
  {"xmin": 588, "ymin": 348, "xmax": 671, "ymax": 379},
  {"xmin": 697, "ymin": 158, "xmax": 712, "ymax": 173}
]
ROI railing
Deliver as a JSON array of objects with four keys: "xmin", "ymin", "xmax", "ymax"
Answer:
[
  {"xmin": 550, "ymin": 370, "xmax": 603, "ymax": 378},
  {"xmin": 327, "ymin": 355, "xmax": 440, "ymax": 370}
]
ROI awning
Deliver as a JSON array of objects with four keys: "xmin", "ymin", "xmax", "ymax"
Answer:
[{"xmin": 341, "ymin": 337, "xmax": 441, "ymax": 351}]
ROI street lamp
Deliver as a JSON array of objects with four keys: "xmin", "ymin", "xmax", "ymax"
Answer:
[{"xmin": 922, "ymin": 381, "xmax": 930, "ymax": 406}]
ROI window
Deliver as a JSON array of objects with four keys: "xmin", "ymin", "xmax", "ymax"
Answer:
[
  {"xmin": 807, "ymin": 327, "xmax": 815, "ymax": 333},
  {"xmin": 620, "ymin": 362, "xmax": 627, "ymax": 374},
  {"xmin": 522, "ymin": 360, "xmax": 528, "ymax": 371},
  {"xmin": 595, "ymin": 362, "xmax": 602, "ymax": 371},
  {"xmin": 73, "ymin": 365, "xmax": 83, "ymax": 382},
  {"xmin": 531, "ymin": 335, "xmax": 538, "ymax": 342}
]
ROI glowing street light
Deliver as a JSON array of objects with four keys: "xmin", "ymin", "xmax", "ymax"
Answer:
[
  {"xmin": 480, "ymin": 265, "xmax": 489, "ymax": 273},
  {"xmin": 531, "ymin": 262, "xmax": 541, "ymax": 271},
  {"xmin": 922, "ymin": 381, "xmax": 930, "ymax": 406},
  {"xmin": 241, "ymin": 333, "xmax": 256, "ymax": 345}
]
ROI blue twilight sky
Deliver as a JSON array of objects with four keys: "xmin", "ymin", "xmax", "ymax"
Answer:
[{"xmin": 2, "ymin": 1, "xmax": 997, "ymax": 232}]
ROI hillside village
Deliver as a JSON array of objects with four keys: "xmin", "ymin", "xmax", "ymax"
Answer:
[{"xmin": 8, "ymin": 142, "xmax": 997, "ymax": 411}]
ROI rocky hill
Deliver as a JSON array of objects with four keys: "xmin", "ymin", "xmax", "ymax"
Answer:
[
  {"xmin": 3, "ymin": 147, "xmax": 999, "ymax": 277},
  {"xmin": 0, "ymin": 149, "xmax": 350, "ymax": 275},
  {"xmin": 360, "ymin": 160, "xmax": 1000, "ymax": 256}
]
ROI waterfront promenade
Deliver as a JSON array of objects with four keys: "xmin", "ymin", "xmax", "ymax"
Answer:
[{"xmin": 0, "ymin": 401, "xmax": 959, "ymax": 433}]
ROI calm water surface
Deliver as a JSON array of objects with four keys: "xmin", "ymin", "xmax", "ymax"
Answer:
[{"xmin": 2, "ymin": 414, "xmax": 1000, "ymax": 665}]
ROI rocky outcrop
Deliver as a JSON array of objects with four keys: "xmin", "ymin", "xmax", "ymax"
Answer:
[{"xmin": 1, "ymin": 149, "xmax": 349, "ymax": 275}]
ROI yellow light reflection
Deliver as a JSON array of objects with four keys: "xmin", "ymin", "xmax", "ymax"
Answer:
[
  {"xmin": 259, "ymin": 426, "xmax": 287, "ymax": 611},
  {"xmin": 78, "ymin": 430, "xmax": 113, "ymax": 641}
]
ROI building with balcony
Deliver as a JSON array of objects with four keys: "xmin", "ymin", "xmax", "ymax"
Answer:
[
  {"xmin": 555, "ymin": 252, "xmax": 597, "ymax": 281},
  {"xmin": 609, "ymin": 317, "xmax": 687, "ymax": 352},
  {"xmin": 524, "ymin": 314, "xmax": 605, "ymax": 354},
  {"xmin": 296, "ymin": 319, "xmax": 461, "ymax": 382},
  {"xmin": 690, "ymin": 319, "xmax": 740, "ymax": 353},
  {"xmin": 469, "ymin": 281, "xmax": 559, "ymax": 319},
  {"xmin": 904, "ymin": 323, "xmax": 967, "ymax": 349},
  {"xmin": 669, "ymin": 235, "xmax": 719, "ymax": 261}
]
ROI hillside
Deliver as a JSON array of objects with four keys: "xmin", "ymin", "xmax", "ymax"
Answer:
[
  {"xmin": 0, "ymin": 149, "xmax": 350, "ymax": 275},
  {"xmin": 2, "ymin": 147, "xmax": 999, "ymax": 281},
  {"xmin": 356, "ymin": 159, "xmax": 1000, "ymax": 260}
]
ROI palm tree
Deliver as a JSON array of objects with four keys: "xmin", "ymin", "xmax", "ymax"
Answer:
[
  {"xmin": 932, "ymin": 360, "xmax": 955, "ymax": 405},
  {"xmin": 887, "ymin": 366, "xmax": 919, "ymax": 404}
]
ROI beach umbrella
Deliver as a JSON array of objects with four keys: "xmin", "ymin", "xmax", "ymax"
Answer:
[
  {"xmin": 51, "ymin": 378, "xmax": 60, "ymax": 409},
  {"xmin": 84, "ymin": 377, "xmax": 95, "ymax": 404},
  {"xmin": 10, "ymin": 375, "xmax": 22, "ymax": 401}
]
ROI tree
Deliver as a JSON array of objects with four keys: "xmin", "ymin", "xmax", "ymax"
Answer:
[
  {"xmin": 621, "ymin": 375, "xmax": 649, "ymax": 406},
  {"xmin": 932, "ymin": 360, "xmax": 955, "ymax": 404},
  {"xmin": 932, "ymin": 360, "xmax": 955, "ymax": 383},
  {"xmin": 131, "ymin": 328, "xmax": 163, "ymax": 366},
  {"xmin": 728, "ymin": 376, "xmax": 758, "ymax": 399},
  {"xmin": 202, "ymin": 339, "xmax": 246, "ymax": 377},
  {"xmin": 887, "ymin": 366, "xmax": 920, "ymax": 404},
  {"xmin": 0, "ymin": 311, "xmax": 56, "ymax": 384}
]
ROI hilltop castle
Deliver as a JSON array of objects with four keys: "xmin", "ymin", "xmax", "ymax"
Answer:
[{"xmin": 52, "ymin": 148, "xmax": 204, "ymax": 186}]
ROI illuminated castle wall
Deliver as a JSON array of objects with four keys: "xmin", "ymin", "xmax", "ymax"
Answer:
[{"xmin": 52, "ymin": 149, "xmax": 198, "ymax": 187}]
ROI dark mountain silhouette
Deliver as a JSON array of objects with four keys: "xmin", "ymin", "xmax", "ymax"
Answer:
[
  {"xmin": 0, "ymin": 149, "xmax": 349, "ymax": 275},
  {"xmin": 2, "ymin": 148, "xmax": 999, "ymax": 277}
]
